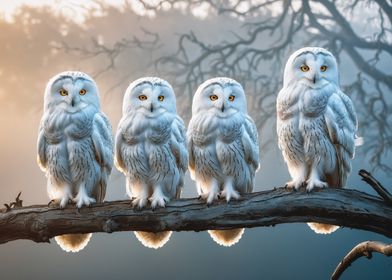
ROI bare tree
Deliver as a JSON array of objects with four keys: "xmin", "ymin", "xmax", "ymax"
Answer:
[{"xmin": 63, "ymin": 0, "xmax": 391, "ymax": 170}]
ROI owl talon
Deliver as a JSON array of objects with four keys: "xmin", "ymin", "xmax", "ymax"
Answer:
[
  {"xmin": 220, "ymin": 189, "xmax": 240, "ymax": 202},
  {"xmin": 132, "ymin": 198, "xmax": 148, "ymax": 210},
  {"xmin": 60, "ymin": 197, "xmax": 71, "ymax": 208},
  {"xmin": 285, "ymin": 180, "xmax": 305, "ymax": 191},
  {"xmin": 150, "ymin": 195, "xmax": 169, "ymax": 209},
  {"xmin": 47, "ymin": 199, "xmax": 56, "ymax": 207},
  {"xmin": 74, "ymin": 195, "xmax": 96, "ymax": 209},
  {"xmin": 206, "ymin": 192, "xmax": 219, "ymax": 205},
  {"xmin": 306, "ymin": 179, "xmax": 328, "ymax": 192},
  {"xmin": 197, "ymin": 190, "xmax": 219, "ymax": 205}
]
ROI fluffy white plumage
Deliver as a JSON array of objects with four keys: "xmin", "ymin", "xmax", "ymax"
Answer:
[
  {"xmin": 188, "ymin": 77, "xmax": 259, "ymax": 246},
  {"xmin": 37, "ymin": 71, "xmax": 113, "ymax": 251},
  {"xmin": 115, "ymin": 77, "xmax": 187, "ymax": 248},
  {"xmin": 277, "ymin": 47, "xmax": 358, "ymax": 234}
]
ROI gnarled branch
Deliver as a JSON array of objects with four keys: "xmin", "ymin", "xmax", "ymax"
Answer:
[
  {"xmin": 0, "ymin": 187, "xmax": 391, "ymax": 244},
  {"xmin": 331, "ymin": 241, "xmax": 392, "ymax": 280}
]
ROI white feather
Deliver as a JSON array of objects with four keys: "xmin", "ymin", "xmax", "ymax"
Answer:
[
  {"xmin": 37, "ymin": 71, "xmax": 113, "ymax": 251},
  {"xmin": 115, "ymin": 77, "xmax": 188, "ymax": 248},
  {"xmin": 188, "ymin": 77, "xmax": 259, "ymax": 246},
  {"xmin": 277, "ymin": 47, "xmax": 358, "ymax": 234}
]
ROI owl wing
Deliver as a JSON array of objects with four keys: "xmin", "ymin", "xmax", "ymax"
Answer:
[
  {"xmin": 170, "ymin": 116, "xmax": 188, "ymax": 173},
  {"xmin": 324, "ymin": 90, "xmax": 357, "ymax": 188},
  {"xmin": 37, "ymin": 118, "xmax": 47, "ymax": 172},
  {"xmin": 170, "ymin": 116, "xmax": 188, "ymax": 198},
  {"xmin": 114, "ymin": 118, "xmax": 126, "ymax": 174},
  {"xmin": 92, "ymin": 112, "xmax": 114, "ymax": 202},
  {"xmin": 186, "ymin": 119, "xmax": 196, "ymax": 180},
  {"xmin": 242, "ymin": 115, "xmax": 260, "ymax": 173}
]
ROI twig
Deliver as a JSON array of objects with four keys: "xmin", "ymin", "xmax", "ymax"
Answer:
[
  {"xmin": 359, "ymin": 169, "xmax": 392, "ymax": 205},
  {"xmin": 3, "ymin": 192, "xmax": 23, "ymax": 212},
  {"xmin": 331, "ymin": 241, "xmax": 392, "ymax": 280}
]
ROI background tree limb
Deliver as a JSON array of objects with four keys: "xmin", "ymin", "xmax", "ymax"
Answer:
[
  {"xmin": 331, "ymin": 241, "xmax": 392, "ymax": 280},
  {"xmin": 0, "ymin": 187, "xmax": 391, "ymax": 244}
]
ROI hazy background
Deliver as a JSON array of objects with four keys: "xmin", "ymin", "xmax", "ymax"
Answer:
[{"xmin": 0, "ymin": 1, "xmax": 391, "ymax": 279}]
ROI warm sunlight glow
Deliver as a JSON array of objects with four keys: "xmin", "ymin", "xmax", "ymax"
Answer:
[
  {"xmin": 0, "ymin": 0, "xmax": 141, "ymax": 23},
  {"xmin": 0, "ymin": 0, "xmax": 226, "ymax": 23}
]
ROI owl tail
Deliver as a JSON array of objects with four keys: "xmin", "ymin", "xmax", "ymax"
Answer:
[
  {"xmin": 134, "ymin": 231, "xmax": 172, "ymax": 249},
  {"xmin": 208, "ymin": 228, "xmax": 245, "ymax": 247},
  {"xmin": 307, "ymin": 223, "xmax": 339, "ymax": 234},
  {"xmin": 54, "ymin": 233, "xmax": 92, "ymax": 253}
]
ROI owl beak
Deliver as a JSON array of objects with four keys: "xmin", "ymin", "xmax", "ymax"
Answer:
[
  {"xmin": 71, "ymin": 98, "xmax": 75, "ymax": 107},
  {"xmin": 150, "ymin": 103, "xmax": 154, "ymax": 113},
  {"xmin": 313, "ymin": 75, "xmax": 316, "ymax": 84},
  {"xmin": 221, "ymin": 103, "xmax": 225, "ymax": 112}
]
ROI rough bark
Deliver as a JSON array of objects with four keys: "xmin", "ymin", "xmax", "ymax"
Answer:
[{"xmin": 0, "ymin": 187, "xmax": 391, "ymax": 244}]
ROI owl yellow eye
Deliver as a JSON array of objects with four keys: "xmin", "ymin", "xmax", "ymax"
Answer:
[
  {"xmin": 228, "ymin": 95, "xmax": 235, "ymax": 101},
  {"xmin": 59, "ymin": 89, "xmax": 68, "ymax": 96},
  {"xmin": 138, "ymin": 95, "xmax": 147, "ymax": 101},
  {"xmin": 300, "ymin": 65, "xmax": 310, "ymax": 72},
  {"xmin": 158, "ymin": 95, "xmax": 164, "ymax": 101},
  {"xmin": 210, "ymin": 95, "xmax": 218, "ymax": 101},
  {"xmin": 320, "ymin": 65, "xmax": 328, "ymax": 72},
  {"xmin": 79, "ymin": 89, "xmax": 87, "ymax": 95}
]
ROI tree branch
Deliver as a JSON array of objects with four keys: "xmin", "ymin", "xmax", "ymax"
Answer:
[
  {"xmin": 0, "ymin": 187, "xmax": 391, "ymax": 244},
  {"xmin": 359, "ymin": 169, "xmax": 392, "ymax": 205},
  {"xmin": 331, "ymin": 241, "xmax": 392, "ymax": 280}
]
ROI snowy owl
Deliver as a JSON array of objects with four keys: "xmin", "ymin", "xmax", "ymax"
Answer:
[
  {"xmin": 37, "ymin": 71, "xmax": 113, "ymax": 252},
  {"xmin": 276, "ymin": 47, "xmax": 358, "ymax": 234},
  {"xmin": 115, "ymin": 77, "xmax": 188, "ymax": 249},
  {"xmin": 188, "ymin": 77, "xmax": 259, "ymax": 246}
]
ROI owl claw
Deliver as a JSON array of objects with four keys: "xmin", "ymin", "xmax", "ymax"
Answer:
[
  {"xmin": 150, "ymin": 195, "xmax": 169, "ymax": 209},
  {"xmin": 306, "ymin": 179, "xmax": 328, "ymax": 192},
  {"xmin": 48, "ymin": 199, "xmax": 57, "ymax": 207},
  {"xmin": 285, "ymin": 180, "xmax": 305, "ymax": 191},
  {"xmin": 208, "ymin": 192, "xmax": 219, "ymax": 205},
  {"xmin": 198, "ymin": 192, "xmax": 219, "ymax": 205},
  {"xmin": 60, "ymin": 198, "xmax": 73, "ymax": 208},
  {"xmin": 74, "ymin": 195, "xmax": 96, "ymax": 209},
  {"xmin": 220, "ymin": 189, "xmax": 240, "ymax": 202},
  {"xmin": 132, "ymin": 198, "xmax": 148, "ymax": 210}
]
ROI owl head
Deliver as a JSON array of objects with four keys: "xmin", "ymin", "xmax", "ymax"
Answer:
[
  {"xmin": 192, "ymin": 77, "xmax": 247, "ymax": 116},
  {"xmin": 123, "ymin": 77, "xmax": 176, "ymax": 116},
  {"xmin": 44, "ymin": 71, "xmax": 100, "ymax": 113},
  {"xmin": 283, "ymin": 47, "xmax": 339, "ymax": 89}
]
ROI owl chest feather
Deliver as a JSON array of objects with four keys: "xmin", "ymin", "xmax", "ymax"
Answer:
[
  {"xmin": 278, "ymin": 84, "xmax": 336, "ymax": 165},
  {"xmin": 44, "ymin": 111, "xmax": 97, "ymax": 184},
  {"xmin": 121, "ymin": 113, "xmax": 177, "ymax": 180},
  {"xmin": 191, "ymin": 113, "xmax": 247, "ymax": 180},
  {"xmin": 122, "ymin": 112, "xmax": 172, "ymax": 145}
]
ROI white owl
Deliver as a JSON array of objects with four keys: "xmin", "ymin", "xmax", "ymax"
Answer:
[
  {"xmin": 37, "ymin": 71, "xmax": 113, "ymax": 252},
  {"xmin": 115, "ymin": 77, "xmax": 188, "ymax": 249},
  {"xmin": 277, "ymin": 47, "xmax": 358, "ymax": 234},
  {"xmin": 188, "ymin": 77, "xmax": 259, "ymax": 246}
]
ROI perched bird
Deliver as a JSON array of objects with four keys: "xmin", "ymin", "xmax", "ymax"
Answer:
[
  {"xmin": 115, "ymin": 77, "xmax": 188, "ymax": 249},
  {"xmin": 276, "ymin": 47, "xmax": 358, "ymax": 234},
  {"xmin": 37, "ymin": 71, "xmax": 113, "ymax": 251},
  {"xmin": 188, "ymin": 77, "xmax": 259, "ymax": 246}
]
